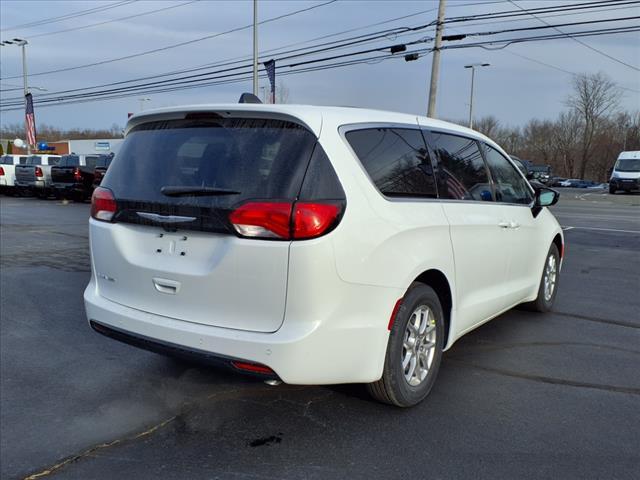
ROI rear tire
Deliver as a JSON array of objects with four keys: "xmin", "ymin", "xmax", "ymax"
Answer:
[
  {"xmin": 367, "ymin": 283, "xmax": 444, "ymax": 407},
  {"xmin": 609, "ymin": 185, "xmax": 616, "ymax": 194},
  {"xmin": 521, "ymin": 243, "xmax": 560, "ymax": 313}
]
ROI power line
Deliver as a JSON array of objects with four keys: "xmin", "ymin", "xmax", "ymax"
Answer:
[
  {"xmin": 507, "ymin": 0, "xmax": 640, "ymax": 71},
  {"xmin": 0, "ymin": 1, "xmax": 137, "ymax": 32},
  {"xmin": 27, "ymin": 1, "xmax": 200, "ymax": 39},
  {"xmin": 0, "ymin": 0, "xmax": 622, "ymax": 80},
  {"xmin": 0, "ymin": 0, "xmax": 339, "ymax": 80},
  {"xmin": 2, "ymin": 23, "xmax": 637, "ymax": 110},
  {"xmin": 5, "ymin": 13, "xmax": 634, "ymax": 104}
]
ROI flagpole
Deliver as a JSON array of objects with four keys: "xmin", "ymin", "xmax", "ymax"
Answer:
[
  {"xmin": 252, "ymin": 0, "xmax": 258, "ymax": 96},
  {"xmin": 21, "ymin": 41, "xmax": 31, "ymax": 154}
]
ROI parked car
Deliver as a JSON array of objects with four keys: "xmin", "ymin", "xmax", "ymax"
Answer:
[
  {"xmin": 51, "ymin": 154, "xmax": 107, "ymax": 201},
  {"xmin": 609, "ymin": 151, "xmax": 640, "ymax": 194},
  {"xmin": 86, "ymin": 103, "xmax": 564, "ymax": 407},
  {"xmin": 14, "ymin": 154, "xmax": 61, "ymax": 198},
  {"xmin": 92, "ymin": 153, "xmax": 114, "ymax": 188},
  {"xmin": 550, "ymin": 177, "xmax": 567, "ymax": 187},
  {"xmin": 528, "ymin": 165, "xmax": 552, "ymax": 184},
  {"xmin": 0, "ymin": 154, "xmax": 29, "ymax": 195}
]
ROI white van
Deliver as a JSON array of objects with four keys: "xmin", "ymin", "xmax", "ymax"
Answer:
[
  {"xmin": 85, "ymin": 104, "xmax": 564, "ymax": 407},
  {"xmin": 609, "ymin": 151, "xmax": 640, "ymax": 194}
]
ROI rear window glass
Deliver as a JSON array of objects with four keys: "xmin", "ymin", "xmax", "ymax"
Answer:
[
  {"xmin": 346, "ymin": 128, "xmax": 437, "ymax": 198},
  {"xmin": 0, "ymin": 156, "xmax": 12, "ymax": 165},
  {"xmin": 26, "ymin": 156, "xmax": 42, "ymax": 165},
  {"xmin": 46, "ymin": 156, "xmax": 61, "ymax": 166},
  {"xmin": 102, "ymin": 117, "xmax": 318, "ymax": 231},
  {"xmin": 95, "ymin": 155, "xmax": 113, "ymax": 168},
  {"xmin": 58, "ymin": 155, "xmax": 80, "ymax": 167},
  {"xmin": 427, "ymin": 132, "xmax": 492, "ymax": 201}
]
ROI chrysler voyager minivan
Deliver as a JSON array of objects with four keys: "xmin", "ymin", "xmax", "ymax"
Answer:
[{"xmin": 85, "ymin": 104, "xmax": 563, "ymax": 407}]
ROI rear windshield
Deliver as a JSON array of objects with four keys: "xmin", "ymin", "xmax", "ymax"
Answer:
[
  {"xmin": 58, "ymin": 155, "xmax": 80, "ymax": 167},
  {"xmin": 96, "ymin": 155, "xmax": 113, "ymax": 168},
  {"xmin": 102, "ymin": 117, "xmax": 318, "ymax": 232},
  {"xmin": 0, "ymin": 156, "xmax": 12, "ymax": 165},
  {"xmin": 615, "ymin": 158, "xmax": 640, "ymax": 172},
  {"xmin": 26, "ymin": 156, "xmax": 43, "ymax": 165}
]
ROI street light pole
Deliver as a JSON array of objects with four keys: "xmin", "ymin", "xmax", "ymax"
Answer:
[
  {"xmin": 464, "ymin": 63, "xmax": 490, "ymax": 129},
  {"xmin": 427, "ymin": 0, "xmax": 447, "ymax": 118},
  {"xmin": 252, "ymin": 0, "xmax": 258, "ymax": 96},
  {"xmin": 0, "ymin": 38, "xmax": 32, "ymax": 153}
]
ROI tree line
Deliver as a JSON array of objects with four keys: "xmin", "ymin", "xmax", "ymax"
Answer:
[{"xmin": 462, "ymin": 72, "xmax": 639, "ymax": 181}]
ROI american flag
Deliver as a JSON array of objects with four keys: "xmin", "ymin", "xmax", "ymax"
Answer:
[{"xmin": 25, "ymin": 93, "xmax": 37, "ymax": 147}]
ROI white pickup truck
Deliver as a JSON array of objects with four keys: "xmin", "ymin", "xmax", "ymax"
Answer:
[
  {"xmin": 14, "ymin": 154, "xmax": 62, "ymax": 198},
  {"xmin": 0, "ymin": 154, "xmax": 29, "ymax": 195}
]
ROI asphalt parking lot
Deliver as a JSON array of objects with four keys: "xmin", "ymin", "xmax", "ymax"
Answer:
[{"xmin": 1, "ymin": 189, "xmax": 639, "ymax": 480}]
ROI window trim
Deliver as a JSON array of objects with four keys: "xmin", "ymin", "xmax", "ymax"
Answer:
[{"xmin": 338, "ymin": 122, "xmax": 440, "ymax": 203}]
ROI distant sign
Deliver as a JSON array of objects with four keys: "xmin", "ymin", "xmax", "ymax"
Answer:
[{"xmin": 95, "ymin": 141, "xmax": 110, "ymax": 151}]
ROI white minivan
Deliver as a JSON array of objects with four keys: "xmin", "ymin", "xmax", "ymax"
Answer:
[
  {"xmin": 609, "ymin": 151, "xmax": 640, "ymax": 194},
  {"xmin": 85, "ymin": 104, "xmax": 564, "ymax": 407}
]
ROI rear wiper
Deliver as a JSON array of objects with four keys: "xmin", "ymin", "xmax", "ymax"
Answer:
[{"xmin": 161, "ymin": 186, "xmax": 241, "ymax": 197}]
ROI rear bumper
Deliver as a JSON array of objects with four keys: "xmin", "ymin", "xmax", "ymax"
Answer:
[
  {"xmin": 84, "ymin": 277, "xmax": 399, "ymax": 385},
  {"xmin": 14, "ymin": 180, "xmax": 47, "ymax": 189}
]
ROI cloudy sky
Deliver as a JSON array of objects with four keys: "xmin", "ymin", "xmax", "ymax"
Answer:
[{"xmin": 1, "ymin": 0, "xmax": 638, "ymax": 130}]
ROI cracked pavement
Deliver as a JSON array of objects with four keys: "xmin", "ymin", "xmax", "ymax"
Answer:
[{"xmin": 1, "ymin": 190, "xmax": 639, "ymax": 479}]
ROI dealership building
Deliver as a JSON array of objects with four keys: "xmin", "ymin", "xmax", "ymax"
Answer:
[{"xmin": 1, "ymin": 138, "xmax": 123, "ymax": 156}]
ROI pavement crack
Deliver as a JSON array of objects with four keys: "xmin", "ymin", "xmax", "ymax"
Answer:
[
  {"xmin": 552, "ymin": 311, "xmax": 640, "ymax": 329},
  {"xmin": 448, "ymin": 359, "xmax": 640, "ymax": 395},
  {"xmin": 22, "ymin": 415, "xmax": 177, "ymax": 480}
]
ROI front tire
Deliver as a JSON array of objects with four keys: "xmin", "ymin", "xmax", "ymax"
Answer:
[
  {"xmin": 367, "ymin": 284, "xmax": 445, "ymax": 407},
  {"xmin": 609, "ymin": 185, "xmax": 616, "ymax": 194},
  {"xmin": 522, "ymin": 243, "xmax": 560, "ymax": 312}
]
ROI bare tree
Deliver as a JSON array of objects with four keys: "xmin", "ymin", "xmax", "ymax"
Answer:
[
  {"xmin": 566, "ymin": 72, "xmax": 621, "ymax": 178},
  {"xmin": 473, "ymin": 116, "xmax": 500, "ymax": 138}
]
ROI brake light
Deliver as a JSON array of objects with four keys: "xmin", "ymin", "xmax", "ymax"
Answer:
[
  {"xmin": 35, "ymin": 167, "xmax": 43, "ymax": 178},
  {"xmin": 0, "ymin": 167, "xmax": 4, "ymax": 176},
  {"xmin": 231, "ymin": 361, "xmax": 275, "ymax": 375},
  {"xmin": 229, "ymin": 201, "xmax": 342, "ymax": 240},
  {"xmin": 91, "ymin": 186, "xmax": 117, "ymax": 222},
  {"xmin": 73, "ymin": 167, "xmax": 82, "ymax": 181},
  {"xmin": 229, "ymin": 202, "xmax": 293, "ymax": 239}
]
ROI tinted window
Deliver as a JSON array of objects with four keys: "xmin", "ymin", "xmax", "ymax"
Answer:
[
  {"xmin": 102, "ymin": 118, "xmax": 318, "ymax": 233},
  {"xmin": 19, "ymin": 156, "xmax": 28, "ymax": 164},
  {"xmin": 26, "ymin": 156, "xmax": 42, "ymax": 165},
  {"xmin": 0, "ymin": 156, "xmax": 11, "ymax": 165},
  {"xmin": 427, "ymin": 132, "xmax": 492, "ymax": 201},
  {"xmin": 484, "ymin": 145, "xmax": 533, "ymax": 205},
  {"xmin": 298, "ymin": 144, "xmax": 345, "ymax": 200},
  {"xmin": 58, "ymin": 155, "xmax": 80, "ymax": 167},
  {"xmin": 346, "ymin": 128, "xmax": 436, "ymax": 198},
  {"xmin": 46, "ymin": 156, "xmax": 61, "ymax": 166},
  {"xmin": 85, "ymin": 156, "xmax": 99, "ymax": 169},
  {"xmin": 96, "ymin": 156, "xmax": 113, "ymax": 168}
]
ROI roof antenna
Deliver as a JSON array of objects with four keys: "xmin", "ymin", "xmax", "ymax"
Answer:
[{"xmin": 238, "ymin": 92, "xmax": 262, "ymax": 104}]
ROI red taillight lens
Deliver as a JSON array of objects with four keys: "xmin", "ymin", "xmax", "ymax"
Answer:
[
  {"xmin": 91, "ymin": 186, "xmax": 117, "ymax": 222},
  {"xmin": 73, "ymin": 167, "xmax": 82, "ymax": 181},
  {"xmin": 231, "ymin": 361, "xmax": 275, "ymax": 375},
  {"xmin": 229, "ymin": 202, "xmax": 293, "ymax": 239},
  {"xmin": 35, "ymin": 167, "xmax": 43, "ymax": 178},
  {"xmin": 293, "ymin": 202, "xmax": 341, "ymax": 239},
  {"xmin": 0, "ymin": 167, "xmax": 4, "ymax": 176},
  {"xmin": 229, "ymin": 201, "xmax": 343, "ymax": 240}
]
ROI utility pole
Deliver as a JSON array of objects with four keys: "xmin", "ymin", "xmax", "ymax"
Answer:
[
  {"xmin": 427, "ymin": 0, "xmax": 446, "ymax": 118},
  {"xmin": 253, "ymin": 0, "xmax": 258, "ymax": 96},
  {"xmin": 1, "ymin": 38, "xmax": 32, "ymax": 153},
  {"xmin": 464, "ymin": 63, "xmax": 490, "ymax": 129}
]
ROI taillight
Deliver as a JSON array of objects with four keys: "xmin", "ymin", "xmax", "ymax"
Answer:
[
  {"xmin": 229, "ymin": 202, "xmax": 293, "ymax": 239},
  {"xmin": 35, "ymin": 167, "xmax": 43, "ymax": 178},
  {"xmin": 229, "ymin": 201, "xmax": 342, "ymax": 240},
  {"xmin": 73, "ymin": 167, "xmax": 82, "ymax": 181},
  {"xmin": 91, "ymin": 186, "xmax": 117, "ymax": 222},
  {"xmin": 0, "ymin": 167, "xmax": 4, "ymax": 176}
]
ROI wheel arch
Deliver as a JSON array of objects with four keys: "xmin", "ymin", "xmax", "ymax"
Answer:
[{"xmin": 412, "ymin": 269, "xmax": 453, "ymax": 349}]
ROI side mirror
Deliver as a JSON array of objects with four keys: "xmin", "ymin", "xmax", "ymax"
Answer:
[{"xmin": 535, "ymin": 187, "xmax": 559, "ymax": 207}]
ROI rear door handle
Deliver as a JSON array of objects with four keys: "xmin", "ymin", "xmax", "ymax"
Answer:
[
  {"xmin": 498, "ymin": 221, "xmax": 510, "ymax": 229},
  {"xmin": 153, "ymin": 278, "xmax": 181, "ymax": 295}
]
